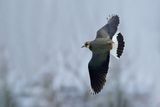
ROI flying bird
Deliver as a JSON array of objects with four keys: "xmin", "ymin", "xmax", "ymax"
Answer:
[{"xmin": 82, "ymin": 15, "xmax": 125, "ymax": 94}]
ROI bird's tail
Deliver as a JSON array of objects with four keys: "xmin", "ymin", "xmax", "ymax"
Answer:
[{"xmin": 110, "ymin": 32, "xmax": 125, "ymax": 59}]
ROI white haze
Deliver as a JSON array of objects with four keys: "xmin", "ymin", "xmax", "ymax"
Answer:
[{"xmin": 0, "ymin": 0, "xmax": 160, "ymax": 107}]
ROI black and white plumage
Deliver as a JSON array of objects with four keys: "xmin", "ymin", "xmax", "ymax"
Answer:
[{"xmin": 82, "ymin": 15, "xmax": 125, "ymax": 94}]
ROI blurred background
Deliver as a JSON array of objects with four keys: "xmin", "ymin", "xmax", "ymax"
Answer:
[{"xmin": 0, "ymin": 0, "xmax": 160, "ymax": 107}]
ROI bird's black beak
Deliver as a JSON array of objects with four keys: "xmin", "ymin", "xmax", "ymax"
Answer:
[{"xmin": 81, "ymin": 45, "xmax": 85, "ymax": 48}]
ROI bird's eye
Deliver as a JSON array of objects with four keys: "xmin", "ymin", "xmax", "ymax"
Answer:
[{"xmin": 85, "ymin": 43, "xmax": 88, "ymax": 46}]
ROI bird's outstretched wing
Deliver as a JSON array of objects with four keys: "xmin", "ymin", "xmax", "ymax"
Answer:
[
  {"xmin": 88, "ymin": 52, "xmax": 110, "ymax": 94},
  {"xmin": 96, "ymin": 15, "xmax": 119, "ymax": 39}
]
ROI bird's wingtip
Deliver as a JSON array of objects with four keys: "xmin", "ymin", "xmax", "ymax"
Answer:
[
  {"xmin": 106, "ymin": 14, "xmax": 119, "ymax": 21},
  {"xmin": 89, "ymin": 88, "xmax": 96, "ymax": 95}
]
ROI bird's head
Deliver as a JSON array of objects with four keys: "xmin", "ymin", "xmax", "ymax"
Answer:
[{"xmin": 81, "ymin": 41, "xmax": 91, "ymax": 48}]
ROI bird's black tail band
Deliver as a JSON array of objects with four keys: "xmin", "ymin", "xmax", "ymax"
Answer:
[
  {"xmin": 117, "ymin": 33, "xmax": 125, "ymax": 58},
  {"xmin": 111, "ymin": 32, "xmax": 125, "ymax": 58}
]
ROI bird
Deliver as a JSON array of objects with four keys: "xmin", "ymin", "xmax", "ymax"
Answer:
[{"xmin": 82, "ymin": 15, "xmax": 125, "ymax": 94}]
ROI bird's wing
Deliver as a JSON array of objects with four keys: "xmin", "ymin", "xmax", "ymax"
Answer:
[
  {"xmin": 88, "ymin": 52, "xmax": 110, "ymax": 94},
  {"xmin": 96, "ymin": 15, "xmax": 119, "ymax": 39}
]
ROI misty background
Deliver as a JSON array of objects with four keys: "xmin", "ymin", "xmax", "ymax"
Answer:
[{"xmin": 0, "ymin": 0, "xmax": 160, "ymax": 107}]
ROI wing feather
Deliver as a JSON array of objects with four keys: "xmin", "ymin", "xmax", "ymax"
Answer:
[
  {"xmin": 88, "ymin": 52, "xmax": 110, "ymax": 94},
  {"xmin": 96, "ymin": 15, "xmax": 119, "ymax": 39}
]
